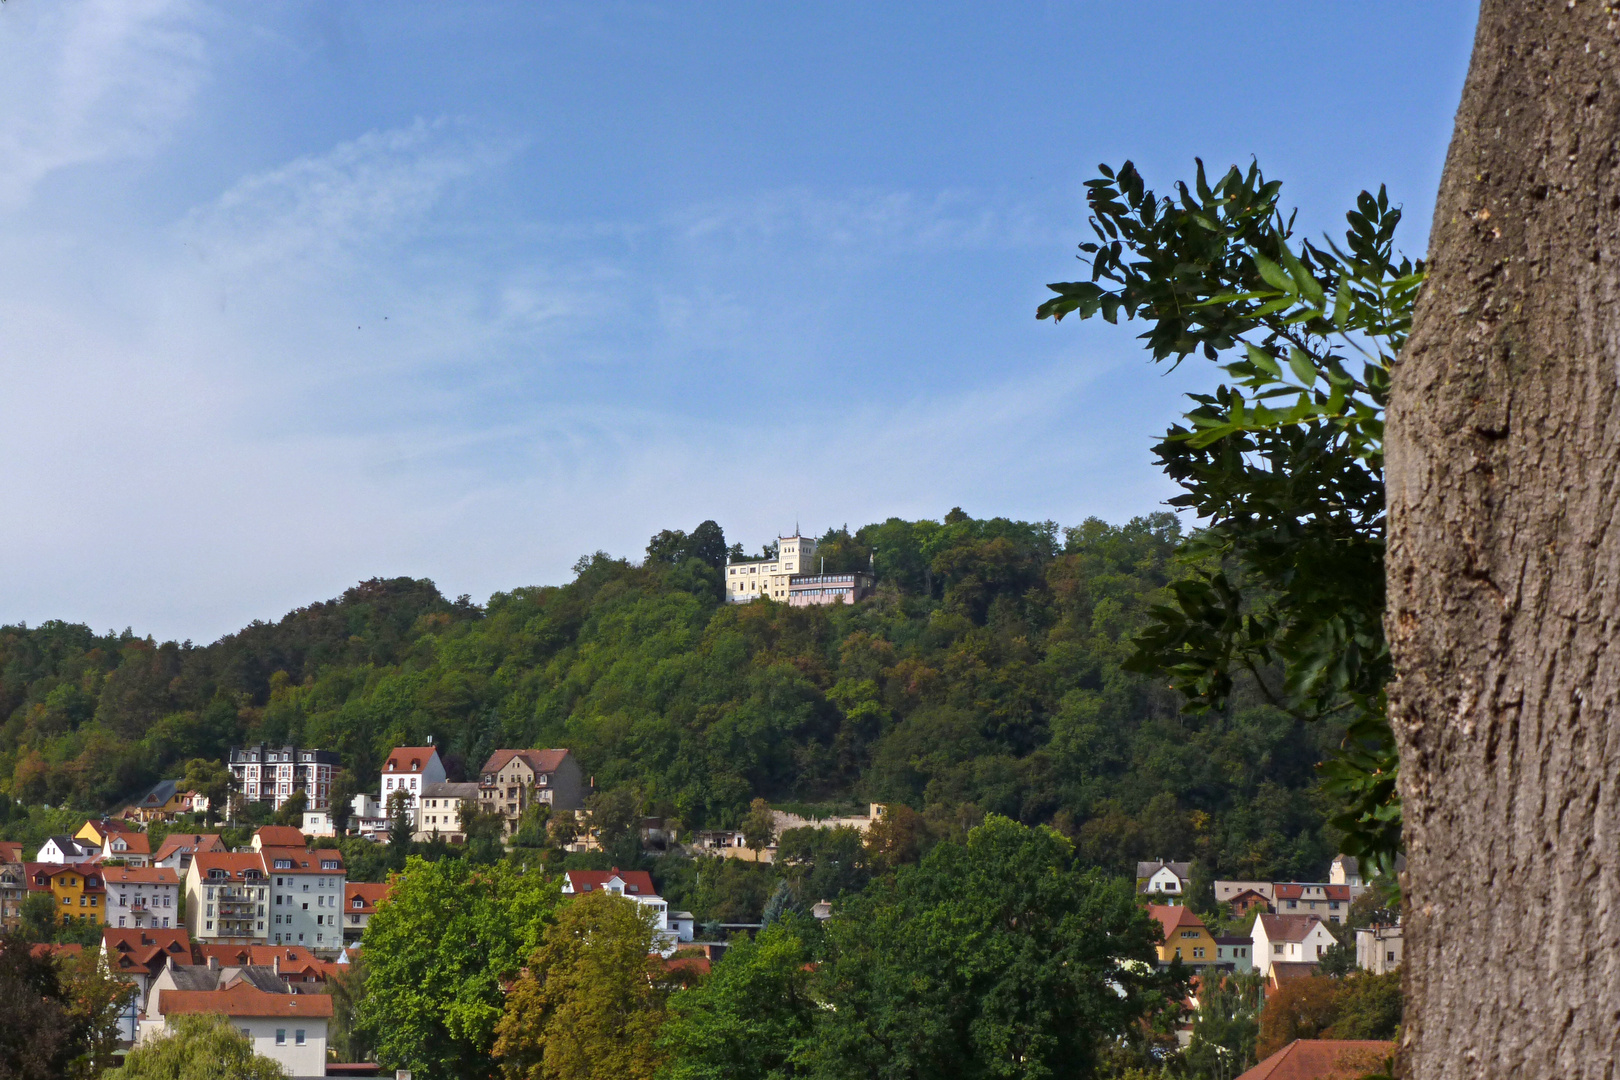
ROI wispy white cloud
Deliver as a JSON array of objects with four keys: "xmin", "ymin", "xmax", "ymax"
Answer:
[{"xmin": 0, "ymin": 0, "xmax": 208, "ymax": 209}]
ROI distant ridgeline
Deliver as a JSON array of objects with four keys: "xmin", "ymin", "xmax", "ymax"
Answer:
[{"xmin": 0, "ymin": 510, "xmax": 1345, "ymax": 881}]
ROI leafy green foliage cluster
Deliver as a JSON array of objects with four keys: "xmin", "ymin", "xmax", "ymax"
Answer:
[
  {"xmin": 1040, "ymin": 160, "xmax": 1423, "ymax": 867},
  {"xmin": 2, "ymin": 510, "xmax": 1349, "ymax": 882}
]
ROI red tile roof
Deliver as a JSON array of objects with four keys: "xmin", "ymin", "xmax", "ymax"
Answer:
[
  {"xmin": 193, "ymin": 944, "xmax": 337, "ymax": 980},
  {"xmin": 26, "ymin": 861, "xmax": 105, "ymax": 892},
  {"xmin": 1148, "ymin": 903, "xmax": 1208, "ymax": 943},
  {"xmin": 103, "ymin": 865, "xmax": 181, "ymax": 887},
  {"xmin": 480, "ymin": 748, "xmax": 570, "ymax": 776},
  {"xmin": 259, "ymin": 847, "xmax": 344, "ymax": 874},
  {"xmin": 344, "ymin": 882, "xmax": 391, "ymax": 915},
  {"xmin": 1236, "ymin": 1039, "xmax": 1394, "ymax": 1080},
  {"xmin": 564, "ymin": 869, "xmax": 659, "ymax": 897},
  {"xmin": 384, "ymin": 747, "xmax": 441, "ymax": 774},
  {"xmin": 1273, "ymin": 883, "xmax": 1352, "ymax": 901},
  {"xmin": 254, "ymin": 826, "xmax": 306, "ymax": 848},
  {"xmin": 103, "ymin": 928, "xmax": 191, "ymax": 977},
  {"xmin": 158, "ymin": 981, "xmax": 334, "ymax": 1019},
  {"xmin": 30, "ymin": 943, "xmax": 84, "ymax": 960},
  {"xmin": 0, "ymin": 841, "xmax": 22, "ymax": 863},
  {"xmin": 105, "ymin": 832, "xmax": 151, "ymax": 855},
  {"xmin": 152, "ymin": 834, "xmax": 226, "ymax": 864},
  {"xmin": 1256, "ymin": 913, "xmax": 1328, "ymax": 943},
  {"xmin": 192, "ymin": 851, "xmax": 269, "ymax": 879}
]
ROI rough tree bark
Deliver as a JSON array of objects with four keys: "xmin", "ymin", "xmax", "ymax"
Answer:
[{"xmin": 1388, "ymin": 3, "xmax": 1620, "ymax": 1077}]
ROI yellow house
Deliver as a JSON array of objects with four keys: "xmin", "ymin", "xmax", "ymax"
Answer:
[
  {"xmin": 29, "ymin": 862, "xmax": 108, "ymax": 926},
  {"xmin": 1150, "ymin": 903, "xmax": 1218, "ymax": 969}
]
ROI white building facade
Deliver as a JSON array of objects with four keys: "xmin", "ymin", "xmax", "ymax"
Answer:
[
  {"xmin": 1250, "ymin": 913, "xmax": 1339, "ymax": 976},
  {"xmin": 726, "ymin": 533, "xmax": 817, "ymax": 602},
  {"xmin": 380, "ymin": 745, "xmax": 446, "ymax": 816},
  {"xmin": 104, "ymin": 866, "xmax": 181, "ymax": 930},
  {"xmin": 264, "ymin": 848, "xmax": 347, "ymax": 951}
]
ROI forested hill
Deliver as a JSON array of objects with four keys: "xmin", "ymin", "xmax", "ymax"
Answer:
[{"xmin": 0, "ymin": 510, "xmax": 1344, "ymax": 881}]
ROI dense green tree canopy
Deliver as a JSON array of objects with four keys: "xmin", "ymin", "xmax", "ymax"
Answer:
[{"xmin": 2, "ymin": 511, "xmax": 1351, "ymax": 884}]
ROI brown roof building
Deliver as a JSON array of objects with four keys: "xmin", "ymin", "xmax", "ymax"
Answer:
[
  {"xmin": 1237, "ymin": 1039, "xmax": 1394, "ymax": 1080},
  {"xmin": 152, "ymin": 833, "xmax": 226, "ymax": 872},
  {"xmin": 478, "ymin": 748, "xmax": 586, "ymax": 835}
]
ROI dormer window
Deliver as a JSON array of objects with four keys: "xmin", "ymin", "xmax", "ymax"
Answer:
[
  {"xmin": 274, "ymin": 860, "xmax": 292, "ymax": 869},
  {"xmin": 387, "ymin": 762, "xmax": 395, "ymax": 771},
  {"xmin": 321, "ymin": 860, "xmax": 339, "ymax": 870}
]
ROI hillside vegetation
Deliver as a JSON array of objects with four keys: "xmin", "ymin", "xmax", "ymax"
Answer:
[{"xmin": 0, "ymin": 510, "xmax": 1344, "ymax": 880}]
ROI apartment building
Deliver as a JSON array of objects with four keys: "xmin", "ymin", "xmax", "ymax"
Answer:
[
  {"xmin": 478, "ymin": 749, "xmax": 587, "ymax": 835},
  {"xmin": 228, "ymin": 744, "xmax": 340, "ymax": 811},
  {"xmin": 0, "ymin": 860, "xmax": 23, "ymax": 928},
  {"xmin": 416, "ymin": 781, "xmax": 481, "ymax": 841},
  {"xmin": 104, "ymin": 865, "xmax": 181, "ymax": 930},
  {"xmin": 262, "ymin": 845, "xmax": 346, "ymax": 951},
  {"xmin": 28, "ymin": 861, "xmax": 107, "ymax": 926},
  {"xmin": 186, "ymin": 852, "xmax": 270, "ymax": 944},
  {"xmin": 725, "ymin": 532, "xmax": 817, "ymax": 602}
]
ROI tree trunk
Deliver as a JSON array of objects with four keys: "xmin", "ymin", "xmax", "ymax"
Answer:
[{"xmin": 1387, "ymin": 4, "xmax": 1620, "ymax": 1077}]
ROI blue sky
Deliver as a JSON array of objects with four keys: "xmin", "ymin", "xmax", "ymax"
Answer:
[{"xmin": 0, "ymin": 1, "xmax": 1479, "ymax": 642}]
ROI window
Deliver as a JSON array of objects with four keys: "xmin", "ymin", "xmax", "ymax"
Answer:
[
  {"xmin": 276, "ymin": 1029, "xmax": 286, "ymax": 1045},
  {"xmin": 241, "ymin": 1028, "xmax": 251, "ymax": 1038},
  {"xmin": 1387, "ymin": 950, "xmax": 1396, "ymax": 963},
  {"xmin": 1274, "ymin": 943, "xmax": 1283, "ymax": 954},
  {"xmin": 1193, "ymin": 947, "xmax": 1205, "ymax": 959},
  {"xmin": 295, "ymin": 1029, "xmax": 306, "ymax": 1046},
  {"xmin": 206, "ymin": 920, "xmax": 213, "ymax": 930}
]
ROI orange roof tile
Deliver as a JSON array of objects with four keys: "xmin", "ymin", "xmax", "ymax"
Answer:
[
  {"xmin": 344, "ymin": 882, "xmax": 391, "ymax": 914},
  {"xmin": 1237, "ymin": 1039, "xmax": 1394, "ymax": 1080},
  {"xmin": 479, "ymin": 748, "xmax": 570, "ymax": 776},
  {"xmin": 158, "ymin": 982, "xmax": 334, "ymax": 1019},
  {"xmin": 254, "ymin": 826, "xmax": 306, "ymax": 848},
  {"xmin": 384, "ymin": 746, "xmax": 441, "ymax": 774},
  {"xmin": 1148, "ymin": 903, "xmax": 1208, "ymax": 942},
  {"xmin": 152, "ymin": 834, "xmax": 226, "ymax": 863},
  {"xmin": 102, "ymin": 865, "xmax": 181, "ymax": 886}
]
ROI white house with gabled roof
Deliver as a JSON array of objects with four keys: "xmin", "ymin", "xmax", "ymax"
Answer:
[{"xmin": 380, "ymin": 744, "xmax": 446, "ymax": 816}]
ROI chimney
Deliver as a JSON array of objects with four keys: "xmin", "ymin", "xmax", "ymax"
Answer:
[
  {"xmin": 207, "ymin": 955, "xmax": 219, "ymax": 971},
  {"xmin": 427, "ymin": 735, "xmax": 434, "ymax": 746},
  {"xmin": 273, "ymin": 954, "xmax": 280, "ymax": 976}
]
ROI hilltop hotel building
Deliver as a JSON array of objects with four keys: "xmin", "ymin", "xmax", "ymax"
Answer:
[{"xmin": 726, "ymin": 532, "xmax": 875, "ymax": 607}]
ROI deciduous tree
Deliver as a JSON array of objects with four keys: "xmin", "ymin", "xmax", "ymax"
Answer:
[
  {"xmin": 103, "ymin": 1014, "xmax": 285, "ymax": 1080},
  {"xmin": 1386, "ymin": 3, "xmax": 1620, "ymax": 1076},
  {"xmin": 358, "ymin": 857, "xmax": 560, "ymax": 1080},
  {"xmin": 494, "ymin": 889, "xmax": 665, "ymax": 1080}
]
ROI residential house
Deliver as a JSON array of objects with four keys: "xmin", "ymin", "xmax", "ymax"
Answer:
[
  {"xmin": 415, "ymin": 781, "xmax": 481, "ymax": 842},
  {"xmin": 104, "ymin": 865, "xmax": 181, "ymax": 930},
  {"xmin": 251, "ymin": 826, "xmax": 307, "ymax": 851},
  {"xmin": 142, "ymin": 964, "xmax": 331, "ymax": 1079},
  {"xmin": 478, "ymin": 749, "xmax": 587, "ymax": 835},
  {"xmin": 1214, "ymin": 934, "xmax": 1254, "ymax": 974},
  {"xmin": 27, "ymin": 860, "xmax": 107, "ymax": 926},
  {"xmin": 228, "ymin": 744, "xmax": 340, "ymax": 812},
  {"xmin": 1267, "ymin": 960, "xmax": 1321, "ymax": 988},
  {"xmin": 348, "ymin": 794, "xmax": 388, "ymax": 841},
  {"xmin": 126, "ymin": 779, "xmax": 191, "ymax": 823},
  {"xmin": 152, "ymin": 833, "xmax": 226, "ymax": 873},
  {"xmin": 1236, "ymin": 1039, "xmax": 1394, "ymax": 1080},
  {"xmin": 1226, "ymin": 888, "xmax": 1272, "ymax": 918},
  {"xmin": 1250, "ymin": 913, "xmax": 1338, "ymax": 977},
  {"xmin": 193, "ymin": 944, "xmax": 338, "ymax": 989},
  {"xmin": 1356, "ymin": 923, "xmax": 1403, "ymax": 975},
  {"xmin": 37, "ymin": 835, "xmax": 100, "ymax": 862},
  {"xmin": 1149, "ymin": 903, "xmax": 1218, "ymax": 970},
  {"xmin": 690, "ymin": 828, "xmax": 770, "ymax": 862},
  {"xmin": 1214, "ymin": 880, "xmax": 1274, "ymax": 906},
  {"xmin": 342, "ymin": 882, "xmax": 391, "ymax": 943},
  {"xmin": 261, "ymin": 844, "xmax": 347, "ymax": 951},
  {"xmin": 562, "ymin": 869, "xmax": 675, "ymax": 949},
  {"xmin": 1, "ymin": 860, "xmax": 25, "ymax": 928},
  {"xmin": 300, "ymin": 810, "xmax": 336, "ymax": 837},
  {"xmin": 380, "ymin": 744, "xmax": 446, "ymax": 817},
  {"xmin": 186, "ymin": 852, "xmax": 270, "ymax": 944},
  {"xmin": 77, "ymin": 818, "xmax": 146, "ymax": 857},
  {"xmin": 1273, "ymin": 882, "xmax": 1356, "ymax": 923},
  {"xmin": 1329, "ymin": 854, "xmax": 1363, "ymax": 888},
  {"xmin": 1137, "ymin": 860, "xmax": 1192, "ymax": 902},
  {"xmin": 101, "ymin": 927, "xmax": 192, "ymax": 1042}
]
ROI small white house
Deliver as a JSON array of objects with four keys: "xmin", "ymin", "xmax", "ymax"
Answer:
[
  {"xmin": 300, "ymin": 811, "xmax": 335, "ymax": 838},
  {"xmin": 1356, "ymin": 923, "xmax": 1403, "ymax": 974},
  {"xmin": 1136, "ymin": 860, "xmax": 1192, "ymax": 901},
  {"xmin": 1251, "ymin": 913, "xmax": 1338, "ymax": 976},
  {"xmin": 562, "ymin": 869, "xmax": 677, "ymax": 950},
  {"xmin": 37, "ymin": 836, "xmax": 99, "ymax": 863},
  {"xmin": 379, "ymin": 744, "xmax": 446, "ymax": 816},
  {"xmin": 143, "ymin": 978, "xmax": 330, "ymax": 1078}
]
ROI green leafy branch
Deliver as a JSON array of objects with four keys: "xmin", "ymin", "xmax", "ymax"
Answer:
[{"xmin": 1039, "ymin": 160, "xmax": 1421, "ymax": 871}]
